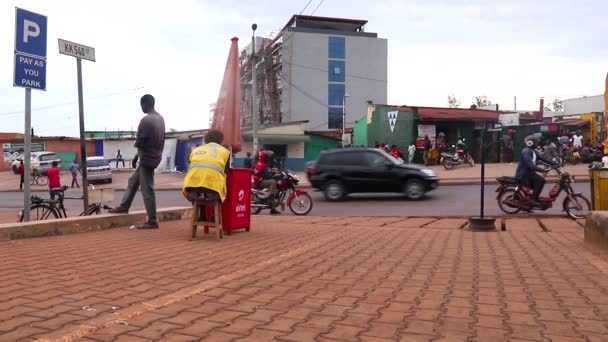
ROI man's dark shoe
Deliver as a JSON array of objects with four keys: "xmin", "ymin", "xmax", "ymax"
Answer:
[
  {"xmin": 137, "ymin": 222, "xmax": 159, "ymax": 229},
  {"xmin": 109, "ymin": 207, "xmax": 128, "ymax": 214}
]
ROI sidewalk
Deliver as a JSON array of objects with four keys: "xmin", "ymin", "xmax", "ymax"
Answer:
[
  {"xmin": 1, "ymin": 216, "xmax": 607, "ymax": 341},
  {"xmin": 0, "ymin": 163, "xmax": 592, "ymax": 192}
]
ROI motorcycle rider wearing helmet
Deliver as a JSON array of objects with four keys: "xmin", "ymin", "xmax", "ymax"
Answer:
[
  {"xmin": 515, "ymin": 134, "xmax": 547, "ymax": 207},
  {"xmin": 253, "ymin": 150, "xmax": 281, "ymax": 214}
]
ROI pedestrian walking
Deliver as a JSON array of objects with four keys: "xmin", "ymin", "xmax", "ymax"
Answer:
[
  {"xmin": 115, "ymin": 149, "xmax": 125, "ymax": 168},
  {"xmin": 70, "ymin": 160, "xmax": 81, "ymax": 188},
  {"xmin": 243, "ymin": 152, "xmax": 253, "ymax": 168},
  {"xmin": 423, "ymin": 135, "xmax": 432, "ymax": 166},
  {"xmin": 18, "ymin": 160, "xmax": 24, "ymax": 190},
  {"xmin": 109, "ymin": 94, "xmax": 166, "ymax": 229},
  {"xmin": 408, "ymin": 142, "xmax": 416, "ymax": 164}
]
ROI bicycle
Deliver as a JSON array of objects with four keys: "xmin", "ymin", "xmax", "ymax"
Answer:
[
  {"xmin": 30, "ymin": 169, "xmax": 48, "ymax": 186},
  {"xmin": 18, "ymin": 185, "xmax": 112, "ymax": 222}
]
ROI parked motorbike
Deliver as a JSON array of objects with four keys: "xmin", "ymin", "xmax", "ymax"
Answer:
[
  {"xmin": 495, "ymin": 162, "xmax": 590, "ymax": 219},
  {"xmin": 579, "ymin": 145, "xmax": 603, "ymax": 163},
  {"xmin": 251, "ymin": 170, "xmax": 313, "ymax": 215},
  {"xmin": 562, "ymin": 145, "xmax": 580, "ymax": 165},
  {"xmin": 441, "ymin": 145, "xmax": 474, "ymax": 170}
]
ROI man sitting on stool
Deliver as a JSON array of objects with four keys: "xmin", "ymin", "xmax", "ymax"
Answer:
[{"xmin": 182, "ymin": 130, "xmax": 231, "ymax": 218}]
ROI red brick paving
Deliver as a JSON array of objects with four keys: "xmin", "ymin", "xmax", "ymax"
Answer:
[{"xmin": 0, "ymin": 216, "xmax": 607, "ymax": 341}]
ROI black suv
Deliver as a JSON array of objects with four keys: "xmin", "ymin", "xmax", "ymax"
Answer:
[{"xmin": 309, "ymin": 148, "xmax": 439, "ymax": 201}]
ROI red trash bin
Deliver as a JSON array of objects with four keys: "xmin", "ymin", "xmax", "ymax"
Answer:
[{"xmin": 204, "ymin": 168, "xmax": 252, "ymax": 235}]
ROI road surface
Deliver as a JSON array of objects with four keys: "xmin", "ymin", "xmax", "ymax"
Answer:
[{"xmin": 0, "ymin": 183, "xmax": 591, "ymax": 218}]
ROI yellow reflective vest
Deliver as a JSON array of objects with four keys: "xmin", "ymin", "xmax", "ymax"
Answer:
[{"xmin": 182, "ymin": 143, "xmax": 230, "ymax": 201}]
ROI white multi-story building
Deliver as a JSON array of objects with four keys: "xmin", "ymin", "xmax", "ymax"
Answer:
[
  {"xmin": 241, "ymin": 15, "xmax": 388, "ymax": 132},
  {"xmin": 280, "ymin": 15, "xmax": 388, "ymax": 131}
]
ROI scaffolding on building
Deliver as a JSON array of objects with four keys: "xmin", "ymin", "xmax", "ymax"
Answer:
[{"xmin": 239, "ymin": 34, "xmax": 284, "ymax": 129}]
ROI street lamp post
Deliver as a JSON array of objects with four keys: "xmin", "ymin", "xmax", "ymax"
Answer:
[
  {"xmin": 342, "ymin": 93, "xmax": 350, "ymax": 146},
  {"xmin": 251, "ymin": 23, "xmax": 259, "ymax": 155}
]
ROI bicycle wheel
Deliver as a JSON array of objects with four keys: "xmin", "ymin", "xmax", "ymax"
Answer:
[
  {"xmin": 20, "ymin": 204, "xmax": 59, "ymax": 222},
  {"xmin": 36, "ymin": 175, "xmax": 48, "ymax": 186},
  {"xmin": 80, "ymin": 204, "xmax": 101, "ymax": 216}
]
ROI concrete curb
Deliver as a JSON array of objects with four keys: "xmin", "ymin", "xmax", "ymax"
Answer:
[
  {"xmin": 0, "ymin": 206, "xmax": 192, "ymax": 240},
  {"xmin": 0, "ymin": 210, "xmax": 582, "ymax": 241}
]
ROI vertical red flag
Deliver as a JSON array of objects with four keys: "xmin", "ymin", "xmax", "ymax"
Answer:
[{"xmin": 212, "ymin": 37, "xmax": 242, "ymax": 153}]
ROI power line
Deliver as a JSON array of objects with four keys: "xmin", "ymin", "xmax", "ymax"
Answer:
[
  {"xmin": 299, "ymin": 0, "xmax": 313, "ymax": 14},
  {"xmin": 282, "ymin": 61, "xmax": 388, "ymax": 83},
  {"xmin": 310, "ymin": 0, "xmax": 325, "ymax": 15},
  {"xmin": 279, "ymin": 72, "xmax": 329, "ymax": 109},
  {"xmin": 0, "ymin": 86, "xmax": 144, "ymax": 117}
]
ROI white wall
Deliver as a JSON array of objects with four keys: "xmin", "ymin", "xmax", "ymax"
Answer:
[
  {"xmin": 103, "ymin": 140, "xmax": 137, "ymax": 161},
  {"xmin": 102, "ymin": 138, "xmax": 177, "ymax": 171},
  {"xmin": 281, "ymin": 31, "xmax": 388, "ymax": 131},
  {"xmin": 288, "ymin": 142, "xmax": 305, "ymax": 158},
  {"xmin": 158, "ymin": 138, "xmax": 177, "ymax": 172},
  {"xmin": 563, "ymin": 95, "xmax": 604, "ymax": 115}
]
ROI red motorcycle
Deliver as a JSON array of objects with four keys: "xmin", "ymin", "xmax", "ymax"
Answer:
[
  {"xmin": 251, "ymin": 170, "xmax": 313, "ymax": 215},
  {"xmin": 496, "ymin": 162, "xmax": 590, "ymax": 219}
]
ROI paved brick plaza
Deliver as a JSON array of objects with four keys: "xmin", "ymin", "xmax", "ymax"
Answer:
[{"xmin": 1, "ymin": 216, "xmax": 608, "ymax": 341}]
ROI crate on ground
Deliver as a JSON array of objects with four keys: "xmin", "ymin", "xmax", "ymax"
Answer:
[{"xmin": 89, "ymin": 188, "xmax": 114, "ymax": 203}]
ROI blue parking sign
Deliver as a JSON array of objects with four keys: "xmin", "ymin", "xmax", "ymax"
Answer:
[
  {"xmin": 15, "ymin": 8, "xmax": 47, "ymax": 57},
  {"xmin": 14, "ymin": 8, "xmax": 47, "ymax": 90}
]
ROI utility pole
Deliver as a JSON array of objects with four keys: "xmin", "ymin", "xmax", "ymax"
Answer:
[
  {"xmin": 251, "ymin": 23, "xmax": 259, "ymax": 155},
  {"xmin": 342, "ymin": 94, "xmax": 350, "ymax": 146},
  {"xmin": 514, "ymin": 96, "xmax": 517, "ymax": 111}
]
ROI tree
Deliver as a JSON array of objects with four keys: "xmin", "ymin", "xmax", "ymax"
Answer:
[
  {"xmin": 473, "ymin": 96, "xmax": 492, "ymax": 107},
  {"xmin": 447, "ymin": 94, "xmax": 461, "ymax": 108},
  {"xmin": 552, "ymin": 99, "xmax": 564, "ymax": 112},
  {"xmin": 543, "ymin": 99, "xmax": 564, "ymax": 112},
  {"xmin": 169, "ymin": 128, "xmax": 177, "ymax": 133}
]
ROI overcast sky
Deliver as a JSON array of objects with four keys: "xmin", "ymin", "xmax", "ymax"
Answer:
[{"xmin": 1, "ymin": 0, "xmax": 607, "ymax": 137}]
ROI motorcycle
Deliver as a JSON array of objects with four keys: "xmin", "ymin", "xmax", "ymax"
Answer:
[
  {"xmin": 251, "ymin": 169, "xmax": 313, "ymax": 215},
  {"xmin": 495, "ymin": 162, "xmax": 590, "ymax": 219},
  {"xmin": 441, "ymin": 145, "xmax": 474, "ymax": 170},
  {"xmin": 562, "ymin": 145, "xmax": 580, "ymax": 165},
  {"xmin": 579, "ymin": 145, "xmax": 603, "ymax": 163}
]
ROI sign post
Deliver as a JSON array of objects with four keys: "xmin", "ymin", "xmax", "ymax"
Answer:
[
  {"xmin": 14, "ymin": 7, "xmax": 48, "ymax": 221},
  {"xmin": 58, "ymin": 39, "xmax": 96, "ymax": 214},
  {"xmin": 468, "ymin": 122, "xmax": 497, "ymax": 231}
]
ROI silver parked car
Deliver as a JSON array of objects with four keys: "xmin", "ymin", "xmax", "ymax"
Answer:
[{"xmin": 86, "ymin": 157, "xmax": 112, "ymax": 183}]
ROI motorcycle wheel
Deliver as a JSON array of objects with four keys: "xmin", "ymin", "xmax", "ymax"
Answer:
[
  {"xmin": 563, "ymin": 194, "xmax": 591, "ymax": 220},
  {"xmin": 442, "ymin": 158, "xmax": 454, "ymax": 170},
  {"xmin": 288, "ymin": 193, "xmax": 313, "ymax": 216},
  {"xmin": 497, "ymin": 189, "xmax": 522, "ymax": 214}
]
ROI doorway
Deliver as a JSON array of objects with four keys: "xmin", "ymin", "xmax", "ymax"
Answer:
[{"xmin": 263, "ymin": 144, "xmax": 288, "ymax": 169}]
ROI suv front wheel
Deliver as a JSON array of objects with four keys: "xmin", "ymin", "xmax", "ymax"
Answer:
[
  {"xmin": 404, "ymin": 179, "xmax": 425, "ymax": 200},
  {"xmin": 324, "ymin": 180, "xmax": 346, "ymax": 202}
]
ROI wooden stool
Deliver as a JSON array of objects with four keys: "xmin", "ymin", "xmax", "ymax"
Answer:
[{"xmin": 191, "ymin": 199, "xmax": 223, "ymax": 241}]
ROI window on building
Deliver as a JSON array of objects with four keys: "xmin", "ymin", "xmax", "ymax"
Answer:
[
  {"xmin": 328, "ymin": 107, "xmax": 343, "ymax": 129},
  {"xmin": 328, "ymin": 60, "xmax": 345, "ymax": 82},
  {"xmin": 328, "ymin": 36, "xmax": 345, "ymax": 59},
  {"xmin": 328, "ymin": 84, "xmax": 346, "ymax": 106}
]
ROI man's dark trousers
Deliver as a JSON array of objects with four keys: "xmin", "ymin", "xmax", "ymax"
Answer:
[{"xmin": 119, "ymin": 166, "xmax": 157, "ymax": 223}]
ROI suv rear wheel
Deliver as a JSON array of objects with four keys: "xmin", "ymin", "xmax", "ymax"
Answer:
[
  {"xmin": 404, "ymin": 179, "xmax": 425, "ymax": 200},
  {"xmin": 324, "ymin": 180, "xmax": 346, "ymax": 202}
]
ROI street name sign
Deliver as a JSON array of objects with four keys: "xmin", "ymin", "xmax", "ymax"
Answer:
[{"xmin": 58, "ymin": 39, "xmax": 96, "ymax": 61}]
